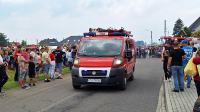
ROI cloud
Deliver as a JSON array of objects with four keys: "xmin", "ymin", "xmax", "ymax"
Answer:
[
  {"xmin": 0, "ymin": 0, "xmax": 32, "ymax": 4},
  {"xmin": 0, "ymin": 0, "xmax": 200, "ymax": 44}
]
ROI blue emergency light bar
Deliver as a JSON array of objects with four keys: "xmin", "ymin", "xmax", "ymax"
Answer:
[
  {"xmin": 111, "ymin": 32, "xmax": 127, "ymax": 36},
  {"xmin": 83, "ymin": 32, "xmax": 96, "ymax": 37},
  {"xmin": 83, "ymin": 32, "xmax": 130, "ymax": 37}
]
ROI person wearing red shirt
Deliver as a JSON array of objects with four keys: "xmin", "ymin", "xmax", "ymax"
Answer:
[
  {"xmin": 192, "ymin": 50, "xmax": 200, "ymax": 97},
  {"xmin": 49, "ymin": 50, "xmax": 56, "ymax": 80}
]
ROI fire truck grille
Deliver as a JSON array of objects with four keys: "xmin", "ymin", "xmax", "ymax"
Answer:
[{"xmin": 81, "ymin": 70, "xmax": 107, "ymax": 77}]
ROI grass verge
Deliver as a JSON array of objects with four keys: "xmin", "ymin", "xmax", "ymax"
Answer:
[{"xmin": 3, "ymin": 67, "xmax": 71, "ymax": 90}]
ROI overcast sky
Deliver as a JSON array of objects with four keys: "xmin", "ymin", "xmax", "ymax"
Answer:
[{"xmin": 0, "ymin": 0, "xmax": 200, "ymax": 44}]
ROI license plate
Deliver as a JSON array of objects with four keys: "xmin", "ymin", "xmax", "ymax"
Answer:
[{"xmin": 88, "ymin": 79, "xmax": 101, "ymax": 83}]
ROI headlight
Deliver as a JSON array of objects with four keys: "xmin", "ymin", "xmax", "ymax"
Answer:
[
  {"xmin": 74, "ymin": 58, "xmax": 79, "ymax": 66},
  {"xmin": 113, "ymin": 58, "xmax": 123, "ymax": 66}
]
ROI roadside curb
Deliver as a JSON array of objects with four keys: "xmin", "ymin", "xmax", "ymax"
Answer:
[
  {"xmin": 163, "ymin": 80, "xmax": 172, "ymax": 112},
  {"xmin": 156, "ymin": 84, "xmax": 163, "ymax": 112},
  {"xmin": 156, "ymin": 83, "xmax": 167, "ymax": 112}
]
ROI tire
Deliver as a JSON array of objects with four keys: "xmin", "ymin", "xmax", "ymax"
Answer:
[
  {"xmin": 118, "ymin": 77, "xmax": 127, "ymax": 90},
  {"xmin": 72, "ymin": 83, "xmax": 81, "ymax": 89}
]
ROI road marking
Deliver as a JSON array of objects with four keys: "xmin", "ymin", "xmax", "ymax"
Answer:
[{"xmin": 37, "ymin": 93, "xmax": 79, "ymax": 112}]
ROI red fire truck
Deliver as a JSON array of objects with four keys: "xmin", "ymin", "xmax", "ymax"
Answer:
[{"xmin": 71, "ymin": 28, "xmax": 136, "ymax": 90}]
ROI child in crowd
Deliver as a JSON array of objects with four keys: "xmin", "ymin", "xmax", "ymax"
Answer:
[{"xmin": 28, "ymin": 56, "xmax": 36, "ymax": 86}]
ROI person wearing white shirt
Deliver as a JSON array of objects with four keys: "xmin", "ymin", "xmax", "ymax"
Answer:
[
  {"xmin": 66, "ymin": 49, "xmax": 73, "ymax": 70},
  {"xmin": 0, "ymin": 48, "xmax": 8, "ymax": 96}
]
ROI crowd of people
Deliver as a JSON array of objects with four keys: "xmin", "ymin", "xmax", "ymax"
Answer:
[
  {"xmin": 0, "ymin": 45, "xmax": 77, "ymax": 95},
  {"xmin": 161, "ymin": 39, "xmax": 200, "ymax": 111},
  {"xmin": 136, "ymin": 46, "xmax": 162, "ymax": 58}
]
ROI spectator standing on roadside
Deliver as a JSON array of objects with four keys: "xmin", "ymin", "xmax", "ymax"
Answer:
[
  {"xmin": 168, "ymin": 42, "xmax": 186, "ymax": 92},
  {"xmin": 191, "ymin": 41, "xmax": 198, "ymax": 52},
  {"xmin": 21, "ymin": 48, "xmax": 30, "ymax": 82},
  {"xmin": 35, "ymin": 51, "xmax": 41, "ymax": 79},
  {"xmin": 0, "ymin": 48, "xmax": 8, "ymax": 96},
  {"xmin": 3, "ymin": 51, "xmax": 10, "ymax": 64},
  {"xmin": 18, "ymin": 52, "xmax": 29, "ymax": 89},
  {"xmin": 53, "ymin": 46, "xmax": 65, "ymax": 79},
  {"xmin": 66, "ymin": 49, "xmax": 73, "ymax": 70},
  {"xmin": 49, "ymin": 50, "xmax": 56, "ymax": 80},
  {"xmin": 192, "ymin": 50, "xmax": 200, "ymax": 112},
  {"xmin": 9, "ymin": 49, "xmax": 15, "ymax": 69},
  {"xmin": 71, "ymin": 45, "xmax": 77, "ymax": 61},
  {"xmin": 192, "ymin": 50, "xmax": 200, "ymax": 97},
  {"xmin": 180, "ymin": 40, "xmax": 193, "ymax": 88},
  {"xmin": 28, "ymin": 56, "xmax": 36, "ymax": 86},
  {"xmin": 161, "ymin": 42, "xmax": 173, "ymax": 80},
  {"xmin": 42, "ymin": 47, "xmax": 51, "ymax": 82},
  {"xmin": 62, "ymin": 47, "xmax": 67, "ymax": 66},
  {"xmin": 13, "ymin": 45, "xmax": 21, "ymax": 81}
]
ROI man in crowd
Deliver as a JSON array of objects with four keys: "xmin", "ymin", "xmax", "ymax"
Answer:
[
  {"xmin": 42, "ymin": 47, "xmax": 51, "ymax": 82},
  {"xmin": 180, "ymin": 40, "xmax": 194, "ymax": 88},
  {"xmin": 168, "ymin": 42, "xmax": 186, "ymax": 92},
  {"xmin": 53, "ymin": 46, "xmax": 65, "ymax": 79},
  {"xmin": 191, "ymin": 41, "xmax": 198, "ymax": 52}
]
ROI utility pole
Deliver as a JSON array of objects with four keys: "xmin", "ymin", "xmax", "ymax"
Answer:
[
  {"xmin": 150, "ymin": 31, "xmax": 153, "ymax": 46},
  {"xmin": 164, "ymin": 20, "xmax": 167, "ymax": 37}
]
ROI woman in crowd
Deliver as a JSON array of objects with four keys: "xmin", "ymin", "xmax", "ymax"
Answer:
[
  {"xmin": 192, "ymin": 50, "xmax": 200, "ymax": 97},
  {"xmin": 192, "ymin": 50, "xmax": 200, "ymax": 112},
  {"xmin": 49, "ymin": 49, "xmax": 56, "ymax": 80}
]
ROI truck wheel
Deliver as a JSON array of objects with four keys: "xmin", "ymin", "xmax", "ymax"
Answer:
[
  {"xmin": 118, "ymin": 77, "xmax": 127, "ymax": 90},
  {"xmin": 72, "ymin": 84, "xmax": 81, "ymax": 89}
]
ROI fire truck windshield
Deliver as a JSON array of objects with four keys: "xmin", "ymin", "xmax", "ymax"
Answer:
[{"xmin": 78, "ymin": 39, "xmax": 122, "ymax": 57}]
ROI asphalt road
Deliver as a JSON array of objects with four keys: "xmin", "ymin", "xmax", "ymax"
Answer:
[{"xmin": 0, "ymin": 58, "xmax": 163, "ymax": 112}]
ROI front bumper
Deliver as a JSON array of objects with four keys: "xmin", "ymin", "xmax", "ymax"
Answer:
[{"xmin": 71, "ymin": 67, "xmax": 125, "ymax": 86}]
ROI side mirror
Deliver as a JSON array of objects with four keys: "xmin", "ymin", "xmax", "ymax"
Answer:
[{"xmin": 125, "ymin": 49, "xmax": 133, "ymax": 59}]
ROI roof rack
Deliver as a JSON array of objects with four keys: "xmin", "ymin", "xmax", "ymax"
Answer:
[{"xmin": 83, "ymin": 27, "xmax": 133, "ymax": 37}]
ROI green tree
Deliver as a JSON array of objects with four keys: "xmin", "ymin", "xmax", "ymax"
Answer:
[
  {"xmin": 0, "ymin": 33, "xmax": 9, "ymax": 46},
  {"xmin": 173, "ymin": 18, "xmax": 184, "ymax": 36},
  {"xmin": 21, "ymin": 40, "xmax": 27, "ymax": 46},
  {"xmin": 183, "ymin": 27, "xmax": 192, "ymax": 37},
  {"xmin": 177, "ymin": 30, "xmax": 186, "ymax": 37}
]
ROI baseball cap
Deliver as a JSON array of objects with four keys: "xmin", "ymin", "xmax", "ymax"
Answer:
[{"xmin": 180, "ymin": 40, "xmax": 189, "ymax": 45}]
